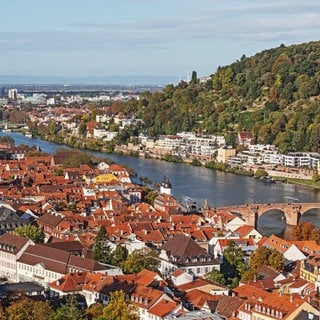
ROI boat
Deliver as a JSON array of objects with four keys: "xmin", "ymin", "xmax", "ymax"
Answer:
[
  {"xmin": 260, "ymin": 176, "xmax": 275, "ymax": 184},
  {"xmin": 2, "ymin": 129, "xmax": 12, "ymax": 133},
  {"xmin": 24, "ymin": 132, "xmax": 33, "ymax": 138}
]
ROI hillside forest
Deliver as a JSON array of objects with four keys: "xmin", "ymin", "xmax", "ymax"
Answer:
[{"xmin": 112, "ymin": 41, "xmax": 320, "ymax": 154}]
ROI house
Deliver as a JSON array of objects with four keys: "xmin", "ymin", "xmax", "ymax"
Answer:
[
  {"xmin": 263, "ymin": 234, "xmax": 306, "ymax": 264},
  {"xmin": 202, "ymin": 294, "xmax": 244, "ymax": 318},
  {"xmin": 247, "ymin": 291, "xmax": 318, "ymax": 320},
  {"xmin": 154, "ymin": 193, "xmax": 182, "ymax": 214},
  {"xmin": 0, "ymin": 202, "xmax": 32, "ymax": 234},
  {"xmin": 177, "ymin": 277, "xmax": 229, "ymax": 296},
  {"xmin": 159, "ymin": 234, "xmax": 220, "ymax": 278},
  {"xmin": 300, "ymin": 254, "xmax": 320, "ymax": 288},
  {"xmin": 17, "ymin": 243, "xmax": 116, "ymax": 287},
  {"xmin": 171, "ymin": 269, "xmax": 193, "ymax": 286},
  {"xmin": 0, "ymin": 282, "xmax": 45, "ymax": 299},
  {"xmin": 0, "ymin": 233, "xmax": 33, "ymax": 282},
  {"xmin": 130, "ymin": 284, "xmax": 174, "ymax": 320},
  {"xmin": 232, "ymin": 225, "xmax": 263, "ymax": 243},
  {"xmin": 237, "ymin": 131, "xmax": 255, "ymax": 146}
]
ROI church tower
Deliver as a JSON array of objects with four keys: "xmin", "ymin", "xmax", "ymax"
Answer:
[{"xmin": 160, "ymin": 176, "xmax": 172, "ymax": 195}]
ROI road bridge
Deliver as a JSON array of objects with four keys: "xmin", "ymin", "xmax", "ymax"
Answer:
[{"xmin": 215, "ymin": 202, "xmax": 320, "ymax": 226}]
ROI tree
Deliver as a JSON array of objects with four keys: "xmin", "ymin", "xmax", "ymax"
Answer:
[
  {"xmin": 292, "ymin": 221, "xmax": 320, "ymax": 241},
  {"xmin": 254, "ymin": 168, "xmax": 268, "ymax": 178},
  {"xmin": 221, "ymin": 241, "xmax": 246, "ymax": 286},
  {"xmin": 54, "ymin": 295, "xmax": 84, "ymax": 320},
  {"xmin": 93, "ymin": 225, "xmax": 112, "ymax": 264},
  {"xmin": 268, "ymin": 248, "xmax": 285, "ymax": 271},
  {"xmin": 63, "ymin": 152, "xmax": 92, "ymax": 168},
  {"xmin": 205, "ymin": 268, "xmax": 226, "ymax": 285},
  {"xmin": 85, "ymin": 303, "xmax": 104, "ymax": 320},
  {"xmin": 111, "ymin": 245, "xmax": 128, "ymax": 267},
  {"xmin": 121, "ymin": 248, "xmax": 159, "ymax": 274},
  {"xmin": 0, "ymin": 136, "xmax": 14, "ymax": 145},
  {"xmin": 101, "ymin": 290, "xmax": 139, "ymax": 320},
  {"xmin": 248, "ymin": 246, "xmax": 270, "ymax": 271},
  {"xmin": 191, "ymin": 70, "xmax": 198, "ymax": 84},
  {"xmin": 13, "ymin": 224, "xmax": 44, "ymax": 243},
  {"xmin": 242, "ymin": 246, "xmax": 284, "ymax": 280},
  {"xmin": 4, "ymin": 297, "xmax": 55, "ymax": 320},
  {"xmin": 77, "ymin": 122, "xmax": 87, "ymax": 136}
]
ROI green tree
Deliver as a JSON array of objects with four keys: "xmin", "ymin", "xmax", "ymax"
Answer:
[
  {"xmin": 0, "ymin": 136, "xmax": 14, "ymax": 145},
  {"xmin": 205, "ymin": 268, "xmax": 226, "ymax": 285},
  {"xmin": 93, "ymin": 226, "xmax": 112, "ymax": 264},
  {"xmin": 101, "ymin": 290, "xmax": 139, "ymax": 320},
  {"xmin": 254, "ymin": 168, "xmax": 268, "ymax": 178},
  {"xmin": 191, "ymin": 70, "xmax": 198, "ymax": 84},
  {"xmin": 54, "ymin": 167, "xmax": 64, "ymax": 176},
  {"xmin": 111, "ymin": 245, "xmax": 128, "ymax": 267},
  {"xmin": 77, "ymin": 122, "xmax": 87, "ymax": 136},
  {"xmin": 221, "ymin": 241, "xmax": 246, "ymax": 286},
  {"xmin": 121, "ymin": 248, "xmax": 159, "ymax": 274},
  {"xmin": 63, "ymin": 152, "xmax": 92, "ymax": 168},
  {"xmin": 85, "ymin": 303, "xmax": 104, "ymax": 320},
  {"xmin": 13, "ymin": 224, "xmax": 44, "ymax": 243},
  {"xmin": 54, "ymin": 295, "xmax": 84, "ymax": 320}
]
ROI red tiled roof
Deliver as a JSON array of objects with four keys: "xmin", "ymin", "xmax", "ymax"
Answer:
[{"xmin": 148, "ymin": 299, "xmax": 177, "ymax": 317}]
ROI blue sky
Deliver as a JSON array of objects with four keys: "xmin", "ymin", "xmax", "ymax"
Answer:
[{"xmin": 1, "ymin": 0, "xmax": 320, "ymax": 82}]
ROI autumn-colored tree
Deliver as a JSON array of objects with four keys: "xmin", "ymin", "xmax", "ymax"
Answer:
[
  {"xmin": 242, "ymin": 245, "xmax": 285, "ymax": 281},
  {"xmin": 102, "ymin": 290, "xmax": 139, "ymax": 320},
  {"xmin": 268, "ymin": 248, "xmax": 285, "ymax": 271},
  {"xmin": 248, "ymin": 246, "xmax": 270, "ymax": 271},
  {"xmin": 292, "ymin": 221, "xmax": 320, "ymax": 241},
  {"xmin": 4, "ymin": 297, "xmax": 55, "ymax": 320}
]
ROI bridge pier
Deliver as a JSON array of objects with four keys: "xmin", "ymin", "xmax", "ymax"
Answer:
[
  {"xmin": 246, "ymin": 205, "xmax": 258, "ymax": 227},
  {"xmin": 285, "ymin": 204, "xmax": 301, "ymax": 226}
]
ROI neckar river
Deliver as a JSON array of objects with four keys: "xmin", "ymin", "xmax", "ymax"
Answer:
[{"xmin": 3, "ymin": 132, "xmax": 320, "ymax": 236}]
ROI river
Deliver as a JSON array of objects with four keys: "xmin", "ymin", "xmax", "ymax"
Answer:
[{"xmin": 3, "ymin": 132, "xmax": 320, "ymax": 237}]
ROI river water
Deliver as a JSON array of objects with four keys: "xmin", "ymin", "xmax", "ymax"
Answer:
[{"xmin": 3, "ymin": 132, "xmax": 320, "ymax": 237}]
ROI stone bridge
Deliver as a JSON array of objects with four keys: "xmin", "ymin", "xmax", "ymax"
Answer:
[{"xmin": 216, "ymin": 202, "xmax": 320, "ymax": 226}]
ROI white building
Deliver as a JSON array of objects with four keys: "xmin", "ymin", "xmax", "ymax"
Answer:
[
  {"xmin": 0, "ymin": 233, "xmax": 33, "ymax": 282},
  {"xmin": 159, "ymin": 234, "xmax": 220, "ymax": 278}
]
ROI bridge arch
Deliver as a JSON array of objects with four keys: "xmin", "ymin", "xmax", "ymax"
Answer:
[
  {"xmin": 299, "ymin": 208, "xmax": 320, "ymax": 227},
  {"xmin": 256, "ymin": 209, "xmax": 286, "ymax": 236},
  {"xmin": 217, "ymin": 202, "xmax": 320, "ymax": 227}
]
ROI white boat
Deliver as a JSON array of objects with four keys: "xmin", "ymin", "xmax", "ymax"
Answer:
[{"xmin": 25, "ymin": 132, "xmax": 33, "ymax": 138}]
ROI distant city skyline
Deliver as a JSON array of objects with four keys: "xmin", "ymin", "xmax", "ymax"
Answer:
[{"xmin": 1, "ymin": 1, "xmax": 320, "ymax": 84}]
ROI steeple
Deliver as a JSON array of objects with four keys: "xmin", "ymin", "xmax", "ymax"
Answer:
[{"xmin": 160, "ymin": 176, "xmax": 172, "ymax": 195}]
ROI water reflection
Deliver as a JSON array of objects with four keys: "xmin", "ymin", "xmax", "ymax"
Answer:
[
  {"xmin": 300, "ymin": 208, "xmax": 320, "ymax": 227},
  {"xmin": 256, "ymin": 210, "xmax": 286, "ymax": 237}
]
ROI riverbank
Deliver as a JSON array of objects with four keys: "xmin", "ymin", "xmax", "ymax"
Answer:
[{"xmin": 8, "ymin": 129, "xmax": 320, "ymax": 191}]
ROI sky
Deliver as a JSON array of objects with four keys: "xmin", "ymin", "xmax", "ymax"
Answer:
[{"xmin": 1, "ymin": 0, "xmax": 320, "ymax": 83}]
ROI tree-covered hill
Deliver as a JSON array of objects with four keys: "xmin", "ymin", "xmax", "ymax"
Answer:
[{"xmin": 116, "ymin": 41, "xmax": 320, "ymax": 153}]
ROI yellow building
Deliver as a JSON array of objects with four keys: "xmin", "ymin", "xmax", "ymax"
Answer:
[
  {"xmin": 94, "ymin": 173, "xmax": 118, "ymax": 184},
  {"xmin": 216, "ymin": 147, "xmax": 236, "ymax": 163}
]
